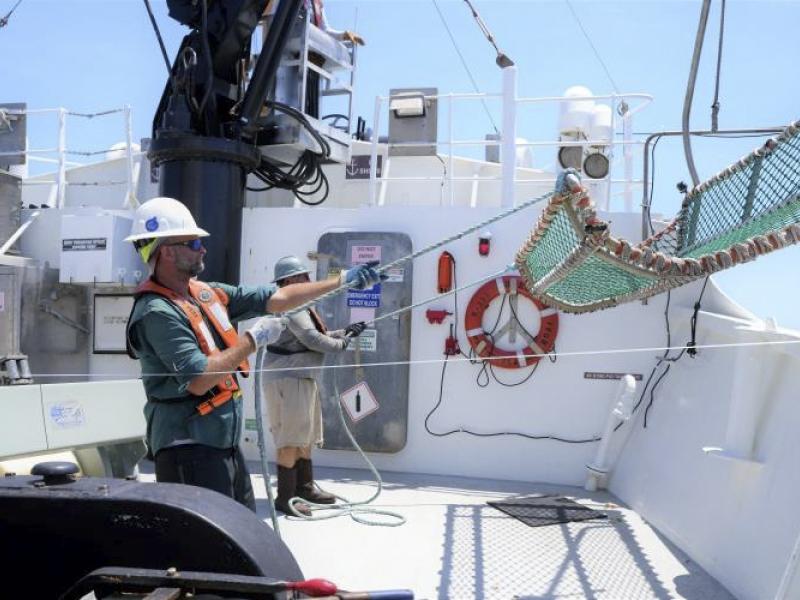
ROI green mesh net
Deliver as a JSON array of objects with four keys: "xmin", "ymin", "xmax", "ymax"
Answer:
[{"xmin": 517, "ymin": 122, "xmax": 800, "ymax": 313}]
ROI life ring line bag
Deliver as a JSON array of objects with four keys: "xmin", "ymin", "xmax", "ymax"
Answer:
[{"xmin": 464, "ymin": 275, "xmax": 559, "ymax": 369}]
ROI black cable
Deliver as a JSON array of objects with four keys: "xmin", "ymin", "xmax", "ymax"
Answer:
[
  {"xmin": 142, "ymin": 0, "xmax": 175, "ymax": 89},
  {"xmin": 198, "ymin": 0, "xmax": 214, "ymax": 118},
  {"xmin": 645, "ymin": 134, "xmax": 661, "ymax": 236},
  {"xmin": 424, "ymin": 355, "xmax": 600, "ymax": 443},
  {"xmin": 686, "ymin": 276, "xmax": 710, "ymax": 357},
  {"xmin": 638, "ymin": 277, "xmax": 712, "ymax": 428},
  {"xmin": 247, "ymin": 100, "xmax": 332, "ymax": 204}
]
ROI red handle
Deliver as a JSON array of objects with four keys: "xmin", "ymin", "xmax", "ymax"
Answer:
[{"xmin": 287, "ymin": 578, "xmax": 338, "ymax": 597}]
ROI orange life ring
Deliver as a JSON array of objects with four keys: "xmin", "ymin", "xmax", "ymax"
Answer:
[{"xmin": 464, "ymin": 275, "xmax": 559, "ymax": 369}]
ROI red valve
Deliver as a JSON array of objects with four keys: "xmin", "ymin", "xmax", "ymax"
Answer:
[
  {"xmin": 426, "ymin": 309, "xmax": 452, "ymax": 324},
  {"xmin": 444, "ymin": 324, "xmax": 461, "ymax": 356}
]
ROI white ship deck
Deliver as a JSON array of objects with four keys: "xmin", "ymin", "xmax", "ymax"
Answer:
[{"xmin": 237, "ymin": 464, "xmax": 734, "ymax": 599}]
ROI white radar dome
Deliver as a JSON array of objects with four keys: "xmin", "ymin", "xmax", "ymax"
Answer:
[
  {"xmin": 105, "ymin": 142, "xmax": 141, "ymax": 161},
  {"xmin": 559, "ymin": 86, "xmax": 595, "ymax": 137},
  {"xmin": 589, "ymin": 104, "xmax": 613, "ymax": 144}
]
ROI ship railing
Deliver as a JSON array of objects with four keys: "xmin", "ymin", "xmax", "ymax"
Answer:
[
  {"xmin": 367, "ymin": 68, "xmax": 653, "ymax": 211},
  {"xmin": 0, "ymin": 106, "xmax": 137, "ymax": 209}
]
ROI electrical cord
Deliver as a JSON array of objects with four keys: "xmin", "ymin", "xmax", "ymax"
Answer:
[
  {"xmin": 612, "ymin": 276, "xmax": 712, "ymax": 432},
  {"xmin": 645, "ymin": 134, "xmax": 662, "ymax": 236},
  {"xmin": 247, "ymin": 100, "xmax": 331, "ymax": 205},
  {"xmin": 428, "ymin": 258, "xmax": 573, "ymax": 435},
  {"xmin": 142, "ymin": 0, "xmax": 176, "ymax": 91},
  {"xmin": 424, "ymin": 355, "xmax": 600, "ymax": 444},
  {"xmin": 198, "ymin": 0, "xmax": 215, "ymax": 121}
]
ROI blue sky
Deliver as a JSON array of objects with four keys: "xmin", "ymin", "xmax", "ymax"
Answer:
[{"xmin": 2, "ymin": 0, "xmax": 799, "ymax": 326}]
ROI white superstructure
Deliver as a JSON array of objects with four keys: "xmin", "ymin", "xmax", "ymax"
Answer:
[{"xmin": 1, "ymin": 57, "xmax": 799, "ymax": 600}]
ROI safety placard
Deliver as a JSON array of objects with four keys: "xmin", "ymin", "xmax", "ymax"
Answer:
[
  {"xmin": 93, "ymin": 295, "xmax": 134, "ymax": 353},
  {"xmin": 385, "ymin": 267, "xmax": 404, "ymax": 282},
  {"xmin": 584, "ymin": 372, "xmax": 643, "ymax": 381},
  {"xmin": 62, "ymin": 238, "xmax": 107, "ymax": 251},
  {"xmin": 347, "ymin": 284, "xmax": 381, "ymax": 308},
  {"xmin": 347, "ymin": 244, "xmax": 383, "ymax": 307},
  {"xmin": 339, "ymin": 381, "xmax": 379, "ymax": 423},
  {"xmin": 346, "ymin": 328, "xmax": 377, "ymax": 352},
  {"xmin": 351, "ymin": 244, "xmax": 381, "ymax": 264}
]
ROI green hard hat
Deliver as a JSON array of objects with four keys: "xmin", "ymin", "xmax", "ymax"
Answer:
[{"xmin": 272, "ymin": 255, "xmax": 310, "ymax": 283}]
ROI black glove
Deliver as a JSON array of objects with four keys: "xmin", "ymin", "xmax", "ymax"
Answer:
[{"xmin": 344, "ymin": 322, "xmax": 367, "ymax": 338}]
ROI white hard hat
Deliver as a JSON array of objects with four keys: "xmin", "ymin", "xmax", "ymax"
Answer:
[{"xmin": 125, "ymin": 197, "xmax": 209, "ymax": 243}]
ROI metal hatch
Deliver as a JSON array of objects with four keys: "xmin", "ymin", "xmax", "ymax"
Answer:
[{"xmin": 315, "ymin": 231, "xmax": 412, "ymax": 453}]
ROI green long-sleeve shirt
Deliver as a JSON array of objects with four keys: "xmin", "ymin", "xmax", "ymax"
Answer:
[{"xmin": 127, "ymin": 281, "xmax": 275, "ymax": 455}]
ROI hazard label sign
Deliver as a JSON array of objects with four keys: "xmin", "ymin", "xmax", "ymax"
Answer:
[{"xmin": 339, "ymin": 381, "xmax": 379, "ymax": 423}]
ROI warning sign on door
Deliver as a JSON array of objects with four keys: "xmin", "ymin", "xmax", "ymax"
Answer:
[
  {"xmin": 345, "ymin": 328, "xmax": 377, "ymax": 352},
  {"xmin": 339, "ymin": 381, "xmax": 379, "ymax": 423},
  {"xmin": 351, "ymin": 244, "xmax": 381, "ymax": 264}
]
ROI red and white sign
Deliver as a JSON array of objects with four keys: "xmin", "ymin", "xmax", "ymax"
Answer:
[
  {"xmin": 351, "ymin": 244, "xmax": 381, "ymax": 265},
  {"xmin": 339, "ymin": 381, "xmax": 379, "ymax": 423}
]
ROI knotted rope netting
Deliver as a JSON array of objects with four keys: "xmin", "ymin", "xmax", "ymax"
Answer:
[{"xmin": 516, "ymin": 121, "xmax": 800, "ymax": 313}]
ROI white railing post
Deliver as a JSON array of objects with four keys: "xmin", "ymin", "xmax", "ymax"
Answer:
[
  {"xmin": 368, "ymin": 96, "xmax": 382, "ymax": 207},
  {"xmin": 623, "ymin": 103, "xmax": 634, "ymax": 212},
  {"xmin": 448, "ymin": 93, "xmax": 455, "ymax": 206},
  {"xmin": 501, "ymin": 67, "xmax": 517, "ymax": 208},
  {"xmin": 124, "ymin": 104, "xmax": 138, "ymax": 208},
  {"xmin": 56, "ymin": 108, "xmax": 67, "ymax": 208}
]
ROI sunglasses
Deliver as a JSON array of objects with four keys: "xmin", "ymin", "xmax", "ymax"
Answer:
[{"xmin": 167, "ymin": 239, "xmax": 204, "ymax": 251}]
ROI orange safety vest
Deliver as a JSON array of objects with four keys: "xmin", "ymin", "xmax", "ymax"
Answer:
[{"xmin": 134, "ymin": 278, "xmax": 250, "ymax": 416}]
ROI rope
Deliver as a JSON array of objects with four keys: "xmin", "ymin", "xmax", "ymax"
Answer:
[
  {"xmin": 20, "ymin": 338, "xmax": 800, "ymax": 380},
  {"xmin": 461, "ymin": 0, "xmax": 514, "ymax": 67},
  {"xmin": 253, "ymin": 347, "xmax": 281, "ymax": 537},
  {"xmin": 368, "ymin": 266, "xmax": 511, "ymax": 326},
  {"xmin": 65, "ymin": 109, "xmax": 125, "ymax": 118},
  {"xmin": 283, "ymin": 190, "xmax": 554, "ymax": 317},
  {"xmin": 0, "ymin": 0, "xmax": 22, "ymax": 28},
  {"xmin": 431, "ymin": 0, "xmax": 499, "ymax": 134},
  {"xmin": 563, "ymin": 0, "xmax": 620, "ymax": 94},
  {"xmin": 280, "ymin": 375, "xmax": 405, "ymax": 527}
]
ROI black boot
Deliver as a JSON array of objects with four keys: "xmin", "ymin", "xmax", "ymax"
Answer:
[
  {"xmin": 295, "ymin": 458, "xmax": 336, "ymax": 504},
  {"xmin": 275, "ymin": 465, "xmax": 311, "ymax": 516}
]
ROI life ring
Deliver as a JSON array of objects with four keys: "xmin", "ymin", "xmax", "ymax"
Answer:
[{"xmin": 464, "ymin": 275, "xmax": 559, "ymax": 369}]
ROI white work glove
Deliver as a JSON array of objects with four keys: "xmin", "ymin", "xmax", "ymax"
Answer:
[
  {"xmin": 246, "ymin": 316, "xmax": 286, "ymax": 348},
  {"xmin": 340, "ymin": 260, "xmax": 386, "ymax": 290}
]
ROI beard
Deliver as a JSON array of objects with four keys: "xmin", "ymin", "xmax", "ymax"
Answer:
[{"xmin": 176, "ymin": 255, "xmax": 205, "ymax": 276}]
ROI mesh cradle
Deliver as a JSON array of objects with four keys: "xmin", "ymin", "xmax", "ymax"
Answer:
[{"xmin": 516, "ymin": 121, "xmax": 800, "ymax": 313}]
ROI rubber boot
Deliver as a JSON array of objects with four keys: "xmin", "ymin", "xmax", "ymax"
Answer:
[
  {"xmin": 275, "ymin": 465, "xmax": 311, "ymax": 516},
  {"xmin": 295, "ymin": 458, "xmax": 336, "ymax": 504}
]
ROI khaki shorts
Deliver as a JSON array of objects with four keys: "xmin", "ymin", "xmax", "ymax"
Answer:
[{"xmin": 263, "ymin": 378, "xmax": 323, "ymax": 449}]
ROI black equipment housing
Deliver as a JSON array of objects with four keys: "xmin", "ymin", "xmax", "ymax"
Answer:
[
  {"xmin": 0, "ymin": 470, "xmax": 302, "ymax": 598},
  {"xmin": 149, "ymin": 0, "xmax": 303, "ymax": 284}
]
